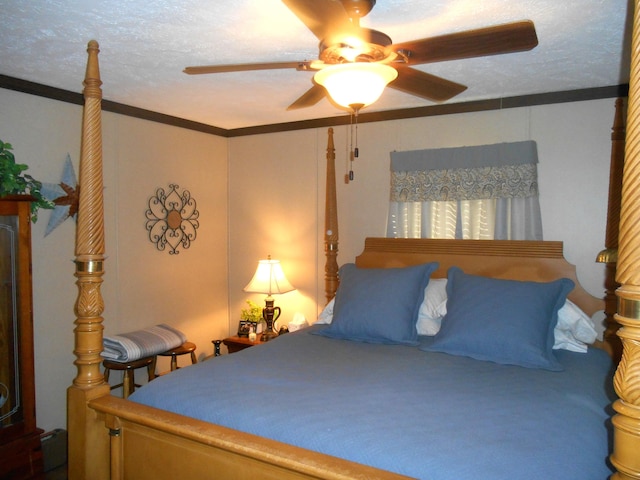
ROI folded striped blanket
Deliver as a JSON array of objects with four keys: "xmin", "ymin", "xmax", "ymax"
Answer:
[{"xmin": 102, "ymin": 324, "xmax": 187, "ymax": 362}]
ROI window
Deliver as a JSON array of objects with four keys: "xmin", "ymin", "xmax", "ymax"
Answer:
[{"xmin": 386, "ymin": 141, "xmax": 542, "ymax": 240}]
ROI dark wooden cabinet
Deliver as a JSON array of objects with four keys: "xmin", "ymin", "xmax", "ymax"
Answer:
[{"xmin": 0, "ymin": 196, "xmax": 44, "ymax": 479}]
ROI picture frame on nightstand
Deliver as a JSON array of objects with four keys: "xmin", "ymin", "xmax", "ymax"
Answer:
[{"xmin": 237, "ymin": 320, "xmax": 251, "ymax": 338}]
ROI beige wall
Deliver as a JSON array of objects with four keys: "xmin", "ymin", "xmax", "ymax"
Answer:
[
  {"xmin": 228, "ymin": 129, "xmax": 321, "ymax": 332},
  {"xmin": 1, "ymin": 86, "xmax": 614, "ymax": 433},
  {"xmin": 0, "ymin": 88, "xmax": 229, "ymax": 432}
]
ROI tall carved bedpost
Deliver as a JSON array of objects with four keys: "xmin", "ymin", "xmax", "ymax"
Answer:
[
  {"xmin": 610, "ymin": 1, "xmax": 640, "ymax": 477},
  {"xmin": 597, "ymin": 97, "xmax": 626, "ymax": 362},
  {"xmin": 324, "ymin": 128, "xmax": 339, "ymax": 302},
  {"xmin": 67, "ymin": 40, "xmax": 110, "ymax": 480}
]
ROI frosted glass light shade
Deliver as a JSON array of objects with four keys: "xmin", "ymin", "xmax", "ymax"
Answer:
[
  {"xmin": 314, "ymin": 63, "xmax": 398, "ymax": 109},
  {"xmin": 243, "ymin": 258, "xmax": 295, "ymax": 296}
]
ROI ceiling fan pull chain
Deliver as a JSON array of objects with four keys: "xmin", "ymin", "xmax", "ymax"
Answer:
[
  {"xmin": 354, "ymin": 109, "xmax": 359, "ymax": 159},
  {"xmin": 344, "ymin": 116, "xmax": 352, "ymax": 184},
  {"xmin": 347, "ymin": 111, "xmax": 356, "ymax": 182}
]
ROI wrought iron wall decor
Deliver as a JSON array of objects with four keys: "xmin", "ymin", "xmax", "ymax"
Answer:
[{"xmin": 145, "ymin": 184, "xmax": 199, "ymax": 255}]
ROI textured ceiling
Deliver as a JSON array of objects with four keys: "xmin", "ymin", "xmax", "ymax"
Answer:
[{"xmin": 0, "ymin": 0, "xmax": 632, "ymax": 130}]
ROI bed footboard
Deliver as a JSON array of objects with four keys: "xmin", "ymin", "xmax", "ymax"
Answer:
[{"xmin": 89, "ymin": 396, "xmax": 414, "ymax": 480}]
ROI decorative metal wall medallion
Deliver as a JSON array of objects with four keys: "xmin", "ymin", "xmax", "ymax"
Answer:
[{"xmin": 145, "ymin": 184, "xmax": 199, "ymax": 255}]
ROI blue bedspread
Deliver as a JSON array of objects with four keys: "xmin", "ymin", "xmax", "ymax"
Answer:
[{"xmin": 130, "ymin": 326, "xmax": 615, "ymax": 479}]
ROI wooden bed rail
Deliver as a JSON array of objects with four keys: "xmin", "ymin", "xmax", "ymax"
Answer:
[{"xmin": 89, "ymin": 395, "xmax": 413, "ymax": 480}]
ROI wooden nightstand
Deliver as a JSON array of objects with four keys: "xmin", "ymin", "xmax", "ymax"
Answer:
[{"xmin": 222, "ymin": 335, "xmax": 265, "ymax": 354}]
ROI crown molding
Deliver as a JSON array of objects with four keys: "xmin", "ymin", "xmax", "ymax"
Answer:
[{"xmin": 0, "ymin": 74, "xmax": 628, "ymax": 138}]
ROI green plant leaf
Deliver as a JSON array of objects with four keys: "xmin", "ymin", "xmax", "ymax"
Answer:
[{"xmin": 0, "ymin": 139, "xmax": 54, "ymax": 222}]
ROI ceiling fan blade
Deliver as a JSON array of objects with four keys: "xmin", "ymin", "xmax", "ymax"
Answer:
[
  {"xmin": 184, "ymin": 61, "xmax": 311, "ymax": 75},
  {"xmin": 286, "ymin": 84, "xmax": 327, "ymax": 110},
  {"xmin": 392, "ymin": 20, "xmax": 538, "ymax": 65},
  {"xmin": 389, "ymin": 67, "xmax": 467, "ymax": 102},
  {"xmin": 281, "ymin": 0, "xmax": 359, "ymax": 43}
]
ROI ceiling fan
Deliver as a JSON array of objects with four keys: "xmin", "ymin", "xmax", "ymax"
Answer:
[{"xmin": 184, "ymin": 0, "xmax": 538, "ymax": 111}]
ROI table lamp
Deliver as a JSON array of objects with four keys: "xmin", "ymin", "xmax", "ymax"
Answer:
[{"xmin": 243, "ymin": 256, "xmax": 295, "ymax": 341}]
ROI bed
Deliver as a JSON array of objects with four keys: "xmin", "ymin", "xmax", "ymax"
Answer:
[
  {"xmin": 67, "ymin": 19, "xmax": 640, "ymax": 480},
  {"xmin": 128, "ymin": 241, "xmax": 616, "ymax": 478}
]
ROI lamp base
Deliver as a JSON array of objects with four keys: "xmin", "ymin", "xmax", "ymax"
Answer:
[
  {"xmin": 261, "ymin": 298, "xmax": 281, "ymax": 342},
  {"xmin": 260, "ymin": 330, "xmax": 279, "ymax": 342}
]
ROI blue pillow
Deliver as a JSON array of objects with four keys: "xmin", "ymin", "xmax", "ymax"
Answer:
[
  {"xmin": 316, "ymin": 262, "xmax": 438, "ymax": 345},
  {"xmin": 421, "ymin": 267, "xmax": 574, "ymax": 370}
]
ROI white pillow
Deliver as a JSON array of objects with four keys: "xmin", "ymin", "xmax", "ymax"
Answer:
[
  {"xmin": 316, "ymin": 278, "xmax": 598, "ymax": 352},
  {"xmin": 416, "ymin": 278, "xmax": 448, "ymax": 335},
  {"xmin": 316, "ymin": 299, "xmax": 334, "ymax": 325},
  {"xmin": 553, "ymin": 300, "xmax": 598, "ymax": 352}
]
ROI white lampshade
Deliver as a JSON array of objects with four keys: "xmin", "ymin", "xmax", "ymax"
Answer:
[
  {"xmin": 314, "ymin": 63, "xmax": 398, "ymax": 110},
  {"xmin": 243, "ymin": 257, "xmax": 295, "ymax": 296}
]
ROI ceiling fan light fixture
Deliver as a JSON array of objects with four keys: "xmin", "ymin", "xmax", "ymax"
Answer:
[{"xmin": 314, "ymin": 62, "xmax": 397, "ymax": 110}]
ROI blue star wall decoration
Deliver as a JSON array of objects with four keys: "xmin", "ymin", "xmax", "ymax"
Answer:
[{"xmin": 41, "ymin": 154, "xmax": 79, "ymax": 236}]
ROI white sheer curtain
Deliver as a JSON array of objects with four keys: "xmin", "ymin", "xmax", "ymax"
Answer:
[{"xmin": 386, "ymin": 141, "xmax": 543, "ymax": 240}]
